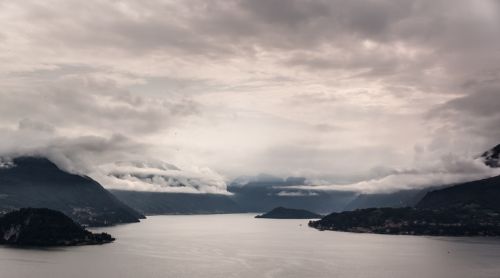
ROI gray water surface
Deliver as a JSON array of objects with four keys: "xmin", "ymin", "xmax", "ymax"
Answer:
[{"xmin": 1, "ymin": 214, "xmax": 499, "ymax": 278}]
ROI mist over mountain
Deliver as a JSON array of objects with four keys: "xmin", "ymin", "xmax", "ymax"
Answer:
[
  {"xmin": 109, "ymin": 143, "xmax": 500, "ymax": 214},
  {"xmin": 228, "ymin": 175, "xmax": 355, "ymax": 213},
  {"xmin": 110, "ymin": 174, "xmax": 352, "ymax": 214},
  {"xmin": 92, "ymin": 160, "xmax": 229, "ymax": 194},
  {"xmin": 0, "ymin": 157, "xmax": 143, "ymax": 226},
  {"xmin": 312, "ymin": 152, "xmax": 500, "ymax": 237},
  {"xmin": 1, "ymin": 0, "xmax": 500, "ymax": 220},
  {"xmin": 1, "ymin": 142, "xmax": 500, "ymax": 219}
]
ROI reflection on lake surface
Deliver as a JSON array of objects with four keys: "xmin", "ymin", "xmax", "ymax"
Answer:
[{"xmin": 1, "ymin": 214, "xmax": 499, "ymax": 278}]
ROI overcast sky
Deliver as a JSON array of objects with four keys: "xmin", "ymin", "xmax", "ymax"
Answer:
[{"xmin": 1, "ymin": 0, "xmax": 500, "ymax": 193}]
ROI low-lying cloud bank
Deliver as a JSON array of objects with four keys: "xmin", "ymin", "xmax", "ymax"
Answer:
[
  {"xmin": 286, "ymin": 154, "xmax": 500, "ymax": 194},
  {"xmin": 2, "ymin": 123, "xmax": 499, "ymax": 195},
  {"xmin": 91, "ymin": 160, "xmax": 229, "ymax": 194},
  {"xmin": 0, "ymin": 126, "xmax": 230, "ymax": 194}
]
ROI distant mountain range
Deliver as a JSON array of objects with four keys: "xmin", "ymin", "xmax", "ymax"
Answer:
[
  {"xmin": 110, "ymin": 175, "xmax": 354, "ymax": 215},
  {"xmin": 110, "ymin": 190, "xmax": 242, "ymax": 214},
  {"xmin": 0, "ymin": 157, "xmax": 143, "ymax": 226},
  {"xmin": 228, "ymin": 175, "xmax": 355, "ymax": 213},
  {"xmin": 109, "ymin": 175, "xmax": 355, "ymax": 215},
  {"xmin": 1, "ymin": 143, "xmax": 499, "ymax": 228}
]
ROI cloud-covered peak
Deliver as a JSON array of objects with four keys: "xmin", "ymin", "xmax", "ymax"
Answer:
[{"xmin": 480, "ymin": 144, "xmax": 500, "ymax": 168}]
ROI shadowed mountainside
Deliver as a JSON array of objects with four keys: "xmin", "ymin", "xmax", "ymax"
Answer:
[
  {"xmin": 110, "ymin": 190, "xmax": 242, "ymax": 215},
  {"xmin": 417, "ymin": 175, "xmax": 500, "ymax": 212},
  {"xmin": 0, "ymin": 157, "xmax": 143, "ymax": 226},
  {"xmin": 343, "ymin": 188, "xmax": 438, "ymax": 211}
]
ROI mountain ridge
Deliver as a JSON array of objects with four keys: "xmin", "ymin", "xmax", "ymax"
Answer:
[
  {"xmin": 417, "ymin": 175, "xmax": 500, "ymax": 212},
  {"xmin": 0, "ymin": 156, "xmax": 144, "ymax": 226}
]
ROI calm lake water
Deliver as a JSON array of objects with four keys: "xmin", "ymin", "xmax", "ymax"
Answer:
[{"xmin": 1, "ymin": 214, "xmax": 500, "ymax": 278}]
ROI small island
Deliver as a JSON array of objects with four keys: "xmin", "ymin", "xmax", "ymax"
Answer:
[
  {"xmin": 256, "ymin": 207, "xmax": 322, "ymax": 219},
  {"xmin": 308, "ymin": 206, "xmax": 500, "ymax": 236},
  {"xmin": 0, "ymin": 208, "xmax": 115, "ymax": 246}
]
